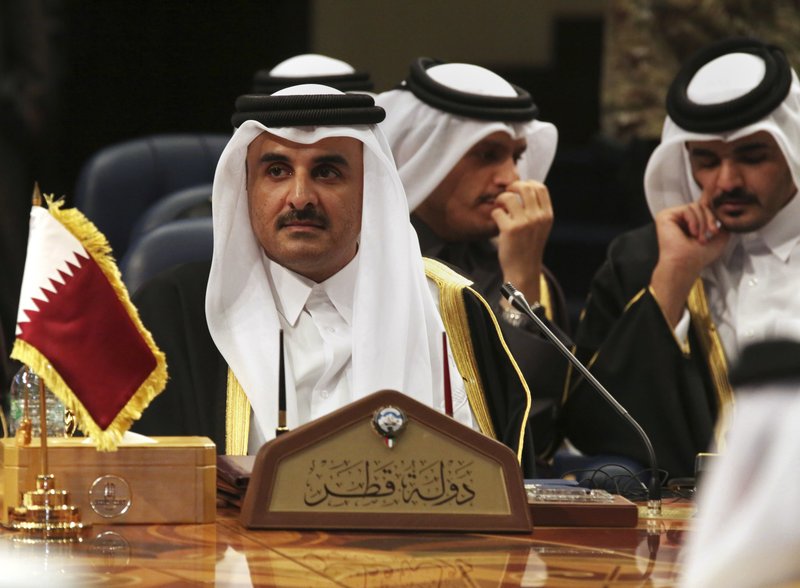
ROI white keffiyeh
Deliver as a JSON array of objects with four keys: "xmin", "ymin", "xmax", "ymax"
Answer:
[
  {"xmin": 269, "ymin": 53, "xmax": 356, "ymax": 78},
  {"xmin": 645, "ymin": 52, "xmax": 800, "ymax": 215},
  {"xmin": 377, "ymin": 63, "xmax": 558, "ymax": 211}
]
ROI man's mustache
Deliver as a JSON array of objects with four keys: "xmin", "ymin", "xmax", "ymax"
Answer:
[
  {"xmin": 476, "ymin": 193, "xmax": 499, "ymax": 205},
  {"xmin": 277, "ymin": 207, "xmax": 329, "ymax": 228},
  {"xmin": 711, "ymin": 188, "xmax": 759, "ymax": 208}
]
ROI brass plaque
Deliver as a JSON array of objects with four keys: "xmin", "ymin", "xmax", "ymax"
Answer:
[{"xmin": 241, "ymin": 390, "xmax": 531, "ymax": 532}]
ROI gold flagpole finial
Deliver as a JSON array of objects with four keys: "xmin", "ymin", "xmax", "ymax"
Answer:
[{"xmin": 32, "ymin": 182, "xmax": 43, "ymax": 207}]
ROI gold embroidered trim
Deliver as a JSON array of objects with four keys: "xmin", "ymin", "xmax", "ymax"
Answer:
[
  {"xmin": 561, "ymin": 361, "xmax": 575, "ymax": 406},
  {"xmin": 225, "ymin": 369, "xmax": 250, "ymax": 456},
  {"xmin": 424, "ymin": 258, "xmax": 497, "ymax": 440},
  {"xmin": 539, "ymin": 274, "xmax": 554, "ymax": 322},
  {"xmin": 687, "ymin": 280, "xmax": 734, "ymax": 451},
  {"xmin": 468, "ymin": 285, "xmax": 532, "ymax": 463},
  {"xmin": 623, "ymin": 287, "xmax": 648, "ymax": 314},
  {"xmin": 648, "ymin": 286, "xmax": 691, "ymax": 356},
  {"xmin": 587, "ymin": 288, "xmax": 649, "ymax": 371},
  {"xmin": 561, "ymin": 295, "xmax": 592, "ymax": 405},
  {"xmin": 564, "ymin": 287, "xmax": 648, "ymax": 404}
]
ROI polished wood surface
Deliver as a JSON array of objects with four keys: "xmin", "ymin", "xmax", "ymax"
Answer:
[{"xmin": 0, "ymin": 500, "xmax": 693, "ymax": 586}]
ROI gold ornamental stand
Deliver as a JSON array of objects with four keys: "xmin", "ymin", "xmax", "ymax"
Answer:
[
  {"xmin": 7, "ymin": 373, "xmax": 87, "ymax": 541},
  {"xmin": 7, "ymin": 184, "xmax": 87, "ymax": 540},
  {"xmin": 7, "ymin": 474, "xmax": 85, "ymax": 541}
]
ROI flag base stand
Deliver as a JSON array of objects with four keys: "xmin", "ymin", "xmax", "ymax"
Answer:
[{"xmin": 7, "ymin": 473, "xmax": 88, "ymax": 541}]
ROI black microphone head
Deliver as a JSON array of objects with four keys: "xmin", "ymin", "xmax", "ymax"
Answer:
[{"xmin": 500, "ymin": 282, "xmax": 517, "ymax": 301}]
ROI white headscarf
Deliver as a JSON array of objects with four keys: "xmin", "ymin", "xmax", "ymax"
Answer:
[
  {"xmin": 377, "ymin": 63, "xmax": 558, "ymax": 211},
  {"xmin": 206, "ymin": 84, "xmax": 446, "ymax": 443},
  {"xmin": 257, "ymin": 54, "xmax": 374, "ymax": 96},
  {"xmin": 680, "ymin": 375, "xmax": 800, "ymax": 587},
  {"xmin": 645, "ymin": 52, "xmax": 800, "ymax": 216},
  {"xmin": 269, "ymin": 54, "xmax": 356, "ymax": 77}
]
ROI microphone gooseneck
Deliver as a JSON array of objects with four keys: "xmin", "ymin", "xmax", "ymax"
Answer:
[
  {"xmin": 276, "ymin": 329, "xmax": 289, "ymax": 437},
  {"xmin": 500, "ymin": 282, "xmax": 662, "ymax": 514}
]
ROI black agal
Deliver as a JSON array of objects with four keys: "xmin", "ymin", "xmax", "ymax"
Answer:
[
  {"xmin": 231, "ymin": 93, "xmax": 385, "ymax": 128},
  {"xmin": 403, "ymin": 57, "xmax": 539, "ymax": 122},
  {"xmin": 667, "ymin": 38, "xmax": 792, "ymax": 133},
  {"xmin": 251, "ymin": 70, "xmax": 373, "ymax": 95}
]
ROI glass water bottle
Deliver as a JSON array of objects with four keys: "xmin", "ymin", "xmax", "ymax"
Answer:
[{"xmin": 9, "ymin": 365, "xmax": 67, "ymax": 437}]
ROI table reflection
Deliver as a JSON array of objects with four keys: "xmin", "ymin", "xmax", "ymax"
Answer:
[{"xmin": 0, "ymin": 504, "xmax": 692, "ymax": 587}]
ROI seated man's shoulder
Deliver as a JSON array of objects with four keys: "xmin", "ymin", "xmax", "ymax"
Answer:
[
  {"xmin": 598, "ymin": 223, "xmax": 660, "ymax": 290},
  {"xmin": 137, "ymin": 260, "xmax": 212, "ymax": 294},
  {"xmin": 423, "ymin": 257, "xmax": 473, "ymax": 290},
  {"xmin": 423, "ymin": 257, "xmax": 496, "ymax": 324},
  {"xmin": 132, "ymin": 260, "xmax": 212, "ymax": 312},
  {"xmin": 606, "ymin": 223, "xmax": 658, "ymax": 262}
]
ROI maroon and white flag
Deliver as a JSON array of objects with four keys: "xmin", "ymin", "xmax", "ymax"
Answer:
[{"xmin": 12, "ymin": 197, "xmax": 167, "ymax": 450}]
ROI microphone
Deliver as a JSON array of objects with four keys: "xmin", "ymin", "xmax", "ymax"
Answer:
[
  {"xmin": 276, "ymin": 329, "xmax": 289, "ymax": 437},
  {"xmin": 501, "ymin": 282, "xmax": 662, "ymax": 514}
]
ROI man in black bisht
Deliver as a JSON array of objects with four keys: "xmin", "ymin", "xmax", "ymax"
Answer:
[
  {"xmin": 377, "ymin": 59, "xmax": 571, "ymax": 460},
  {"xmin": 563, "ymin": 38, "xmax": 800, "ymax": 479}
]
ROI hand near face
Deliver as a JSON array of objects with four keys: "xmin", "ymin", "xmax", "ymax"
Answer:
[
  {"xmin": 650, "ymin": 184, "xmax": 730, "ymax": 327},
  {"xmin": 490, "ymin": 179, "xmax": 553, "ymax": 304}
]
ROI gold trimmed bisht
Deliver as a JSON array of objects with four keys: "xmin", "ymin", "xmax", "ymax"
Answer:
[
  {"xmin": 224, "ymin": 259, "xmax": 533, "ymax": 464},
  {"xmin": 562, "ymin": 281, "xmax": 734, "ymax": 451},
  {"xmin": 423, "ymin": 258, "xmax": 532, "ymax": 465},
  {"xmin": 687, "ymin": 280, "xmax": 734, "ymax": 451}
]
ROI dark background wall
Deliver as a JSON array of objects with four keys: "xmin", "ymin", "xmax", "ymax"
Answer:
[
  {"xmin": 2, "ymin": 0, "xmax": 635, "ymax": 386},
  {"xmin": 19, "ymin": 0, "xmax": 635, "ymax": 327},
  {"xmin": 42, "ymin": 2, "xmax": 616, "ymax": 207},
  {"xmin": 40, "ymin": 0, "xmax": 311, "ymax": 199}
]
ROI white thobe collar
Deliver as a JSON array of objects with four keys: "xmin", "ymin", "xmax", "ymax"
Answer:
[
  {"xmin": 267, "ymin": 251, "xmax": 359, "ymax": 326},
  {"xmin": 719, "ymin": 192, "xmax": 800, "ymax": 265},
  {"xmin": 756, "ymin": 192, "xmax": 800, "ymax": 262}
]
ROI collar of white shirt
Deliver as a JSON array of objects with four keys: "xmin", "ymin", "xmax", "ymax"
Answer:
[
  {"xmin": 267, "ymin": 251, "xmax": 359, "ymax": 326},
  {"xmin": 720, "ymin": 192, "xmax": 800, "ymax": 264},
  {"xmin": 757, "ymin": 191, "xmax": 800, "ymax": 262}
]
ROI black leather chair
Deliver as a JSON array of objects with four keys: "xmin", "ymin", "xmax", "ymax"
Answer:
[
  {"xmin": 75, "ymin": 134, "xmax": 227, "ymax": 259},
  {"xmin": 120, "ymin": 217, "xmax": 213, "ymax": 295},
  {"xmin": 128, "ymin": 183, "xmax": 213, "ymax": 248}
]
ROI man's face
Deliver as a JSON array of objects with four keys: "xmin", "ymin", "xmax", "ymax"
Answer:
[
  {"xmin": 415, "ymin": 131, "xmax": 527, "ymax": 241},
  {"xmin": 246, "ymin": 132, "xmax": 364, "ymax": 282},
  {"xmin": 688, "ymin": 130, "xmax": 797, "ymax": 233}
]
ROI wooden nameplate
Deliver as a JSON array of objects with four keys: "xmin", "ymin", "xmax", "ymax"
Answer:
[{"xmin": 240, "ymin": 390, "xmax": 532, "ymax": 533}]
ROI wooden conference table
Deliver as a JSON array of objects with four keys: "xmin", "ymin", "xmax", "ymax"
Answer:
[{"xmin": 0, "ymin": 500, "xmax": 693, "ymax": 586}]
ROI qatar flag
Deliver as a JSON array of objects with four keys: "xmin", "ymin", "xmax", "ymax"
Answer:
[{"xmin": 12, "ymin": 197, "xmax": 167, "ymax": 451}]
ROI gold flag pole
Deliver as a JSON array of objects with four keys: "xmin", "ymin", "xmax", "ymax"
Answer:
[
  {"xmin": 7, "ymin": 183, "xmax": 86, "ymax": 541},
  {"xmin": 32, "ymin": 182, "xmax": 42, "ymax": 207},
  {"xmin": 14, "ymin": 185, "xmax": 40, "ymax": 447},
  {"xmin": 31, "ymin": 185, "xmax": 48, "ymax": 475},
  {"xmin": 14, "ymin": 379, "xmax": 32, "ymax": 446},
  {"xmin": 37, "ymin": 378, "xmax": 48, "ymax": 477}
]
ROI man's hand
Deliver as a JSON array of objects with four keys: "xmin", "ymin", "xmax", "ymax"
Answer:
[
  {"xmin": 491, "ymin": 180, "xmax": 553, "ymax": 305},
  {"xmin": 650, "ymin": 195, "xmax": 729, "ymax": 327}
]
